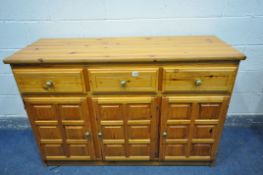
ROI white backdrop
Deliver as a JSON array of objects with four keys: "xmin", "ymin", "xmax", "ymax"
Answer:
[{"xmin": 0, "ymin": 0, "xmax": 263, "ymax": 118}]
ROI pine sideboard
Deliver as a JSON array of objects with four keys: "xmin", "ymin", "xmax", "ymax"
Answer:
[{"xmin": 3, "ymin": 36, "xmax": 245, "ymax": 166}]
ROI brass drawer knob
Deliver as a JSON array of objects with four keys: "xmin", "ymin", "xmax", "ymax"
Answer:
[
  {"xmin": 97, "ymin": 132, "xmax": 103, "ymax": 138},
  {"xmin": 195, "ymin": 79, "xmax": 202, "ymax": 86},
  {"xmin": 43, "ymin": 80, "xmax": 54, "ymax": 90},
  {"xmin": 120, "ymin": 80, "xmax": 127, "ymax": 87},
  {"xmin": 162, "ymin": 131, "xmax": 167, "ymax": 137},
  {"xmin": 84, "ymin": 131, "xmax": 90, "ymax": 139}
]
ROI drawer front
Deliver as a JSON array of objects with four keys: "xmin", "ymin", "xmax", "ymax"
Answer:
[
  {"xmin": 13, "ymin": 68, "xmax": 86, "ymax": 93},
  {"xmin": 163, "ymin": 66, "xmax": 237, "ymax": 92},
  {"xmin": 88, "ymin": 68, "xmax": 158, "ymax": 93}
]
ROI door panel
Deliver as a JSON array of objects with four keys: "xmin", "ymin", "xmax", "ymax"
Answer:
[
  {"xmin": 32, "ymin": 105, "xmax": 57, "ymax": 121},
  {"xmin": 160, "ymin": 95, "xmax": 229, "ymax": 161},
  {"xmin": 128, "ymin": 125, "xmax": 150, "ymax": 139},
  {"xmin": 102, "ymin": 126, "xmax": 125, "ymax": 140},
  {"xmin": 64, "ymin": 126, "xmax": 86, "ymax": 140},
  {"xmin": 99, "ymin": 105, "xmax": 123, "ymax": 120},
  {"xmin": 38, "ymin": 126, "xmax": 62, "ymax": 140},
  {"xmin": 93, "ymin": 96, "xmax": 158, "ymax": 161},
  {"xmin": 191, "ymin": 143, "xmax": 212, "ymax": 156},
  {"xmin": 168, "ymin": 104, "xmax": 192, "ymax": 119},
  {"xmin": 127, "ymin": 104, "xmax": 151, "ymax": 120},
  {"xmin": 193, "ymin": 125, "xmax": 216, "ymax": 139},
  {"xmin": 59, "ymin": 105, "xmax": 83, "ymax": 120},
  {"xmin": 25, "ymin": 97, "xmax": 95, "ymax": 161},
  {"xmin": 166, "ymin": 144, "xmax": 187, "ymax": 156},
  {"xmin": 68, "ymin": 144, "xmax": 90, "ymax": 157},
  {"xmin": 198, "ymin": 103, "xmax": 221, "ymax": 119},
  {"xmin": 104, "ymin": 144, "xmax": 126, "ymax": 157},
  {"xmin": 129, "ymin": 144, "xmax": 150, "ymax": 156},
  {"xmin": 42, "ymin": 144, "xmax": 65, "ymax": 157},
  {"xmin": 166, "ymin": 125, "xmax": 189, "ymax": 139},
  {"xmin": 30, "ymin": 104, "xmax": 58, "ymax": 125}
]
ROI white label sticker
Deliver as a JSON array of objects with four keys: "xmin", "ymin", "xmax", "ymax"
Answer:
[{"xmin": 132, "ymin": 71, "xmax": 139, "ymax": 77}]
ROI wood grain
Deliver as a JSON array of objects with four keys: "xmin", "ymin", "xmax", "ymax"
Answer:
[
  {"xmin": 92, "ymin": 96, "xmax": 158, "ymax": 161},
  {"xmin": 163, "ymin": 64, "xmax": 237, "ymax": 93},
  {"xmin": 3, "ymin": 36, "xmax": 245, "ymax": 64},
  {"xmin": 88, "ymin": 67, "xmax": 158, "ymax": 93},
  {"xmin": 13, "ymin": 68, "xmax": 86, "ymax": 94},
  {"xmin": 24, "ymin": 96, "xmax": 96, "ymax": 161},
  {"xmin": 159, "ymin": 95, "xmax": 229, "ymax": 161}
]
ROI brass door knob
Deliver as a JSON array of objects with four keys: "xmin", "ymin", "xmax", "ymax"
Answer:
[
  {"xmin": 120, "ymin": 80, "xmax": 127, "ymax": 87},
  {"xmin": 84, "ymin": 131, "xmax": 90, "ymax": 139},
  {"xmin": 97, "ymin": 132, "xmax": 103, "ymax": 137},
  {"xmin": 43, "ymin": 80, "xmax": 54, "ymax": 90},
  {"xmin": 162, "ymin": 131, "xmax": 167, "ymax": 137},
  {"xmin": 195, "ymin": 79, "xmax": 202, "ymax": 86}
]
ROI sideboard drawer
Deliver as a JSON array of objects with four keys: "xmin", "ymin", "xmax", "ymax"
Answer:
[
  {"xmin": 88, "ymin": 67, "xmax": 158, "ymax": 93},
  {"xmin": 162, "ymin": 65, "xmax": 237, "ymax": 92},
  {"xmin": 13, "ymin": 68, "xmax": 86, "ymax": 93}
]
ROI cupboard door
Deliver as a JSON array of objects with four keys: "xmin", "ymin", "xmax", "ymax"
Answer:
[
  {"xmin": 25, "ymin": 97, "xmax": 95, "ymax": 161},
  {"xmin": 160, "ymin": 95, "xmax": 229, "ymax": 161},
  {"xmin": 93, "ymin": 96, "xmax": 158, "ymax": 161}
]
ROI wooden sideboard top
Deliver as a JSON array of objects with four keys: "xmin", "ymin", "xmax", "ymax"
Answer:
[{"xmin": 4, "ymin": 36, "xmax": 245, "ymax": 64}]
